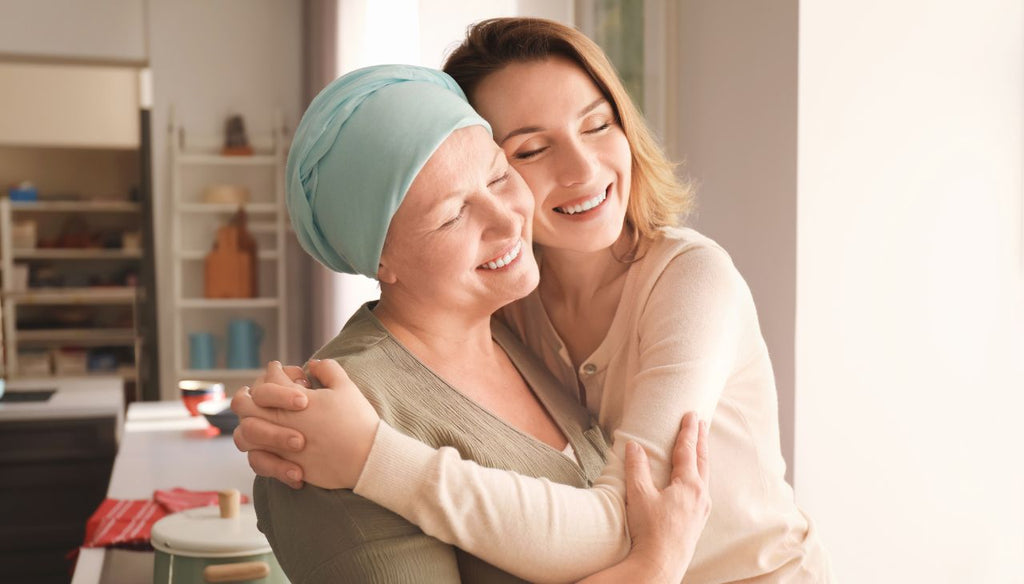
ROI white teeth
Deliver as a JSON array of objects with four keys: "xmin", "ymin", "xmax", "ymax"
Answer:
[
  {"xmin": 555, "ymin": 191, "xmax": 607, "ymax": 215},
  {"xmin": 479, "ymin": 240, "xmax": 523, "ymax": 270}
]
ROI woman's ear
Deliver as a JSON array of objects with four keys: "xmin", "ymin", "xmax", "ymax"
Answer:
[{"xmin": 377, "ymin": 261, "xmax": 397, "ymax": 284}]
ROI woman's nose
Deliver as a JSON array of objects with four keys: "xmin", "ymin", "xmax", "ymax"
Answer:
[
  {"xmin": 481, "ymin": 196, "xmax": 521, "ymax": 239},
  {"xmin": 556, "ymin": 140, "xmax": 598, "ymax": 187}
]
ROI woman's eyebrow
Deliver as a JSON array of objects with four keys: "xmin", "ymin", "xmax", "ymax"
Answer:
[
  {"xmin": 499, "ymin": 125, "xmax": 543, "ymax": 145},
  {"xmin": 578, "ymin": 97, "xmax": 607, "ymax": 117}
]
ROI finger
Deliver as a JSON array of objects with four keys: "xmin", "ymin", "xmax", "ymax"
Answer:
[
  {"xmin": 248, "ymin": 450, "xmax": 304, "ymax": 489},
  {"xmin": 282, "ymin": 365, "xmax": 310, "ymax": 387},
  {"xmin": 624, "ymin": 441, "xmax": 654, "ymax": 501},
  {"xmin": 307, "ymin": 358, "xmax": 353, "ymax": 391},
  {"xmin": 265, "ymin": 360, "xmax": 294, "ymax": 386},
  {"xmin": 696, "ymin": 419, "xmax": 710, "ymax": 484},
  {"xmin": 236, "ymin": 416, "xmax": 306, "ymax": 453},
  {"xmin": 230, "ymin": 386, "xmax": 254, "ymax": 418},
  {"xmin": 670, "ymin": 411, "xmax": 700, "ymax": 485},
  {"xmin": 249, "ymin": 381, "xmax": 309, "ymax": 410}
]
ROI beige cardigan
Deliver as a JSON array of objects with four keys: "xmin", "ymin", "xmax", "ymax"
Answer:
[
  {"xmin": 254, "ymin": 306, "xmax": 610, "ymax": 583},
  {"xmin": 355, "ymin": 228, "xmax": 835, "ymax": 583}
]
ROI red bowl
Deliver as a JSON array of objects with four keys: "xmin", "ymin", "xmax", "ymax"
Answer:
[{"xmin": 179, "ymin": 381, "xmax": 225, "ymax": 417}]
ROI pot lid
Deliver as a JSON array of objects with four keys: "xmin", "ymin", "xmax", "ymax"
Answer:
[{"xmin": 150, "ymin": 504, "xmax": 270, "ymax": 557}]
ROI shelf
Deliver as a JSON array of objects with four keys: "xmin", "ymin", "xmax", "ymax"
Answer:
[
  {"xmin": 178, "ymin": 153, "xmax": 278, "ymax": 166},
  {"xmin": 4, "ymin": 287, "xmax": 137, "ymax": 304},
  {"xmin": 178, "ymin": 250, "xmax": 280, "ymax": 261},
  {"xmin": 7, "ymin": 368, "xmax": 137, "ymax": 381},
  {"xmin": 17, "ymin": 328, "xmax": 136, "ymax": 345},
  {"xmin": 178, "ymin": 202, "xmax": 279, "ymax": 214},
  {"xmin": 179, "ymin": 368, "xmax": 263, "ymax": 381},
  {"xmin": 9, "ymin": 201, "xmax": 141, "ymax": 213},
  {"xmin": 178, "ymin": 298, "xmax": 280, "ymax": 309},
  {"xmin": 13, "ymin": 248, "xmax": 143, "ymax": 260}
]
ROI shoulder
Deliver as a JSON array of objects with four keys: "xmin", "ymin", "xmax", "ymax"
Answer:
[
  {"xmin": 311, "ymin": 303, "xmax": 389, "ymax": 365},
  {"xmin": 637, "ymin": 227, "xmax": 746, "ymax": 302}
]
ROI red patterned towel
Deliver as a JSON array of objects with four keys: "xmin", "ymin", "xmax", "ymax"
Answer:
[{"xmin": 82, "ymin": 489, "xmax": 251, "ymax": 549}]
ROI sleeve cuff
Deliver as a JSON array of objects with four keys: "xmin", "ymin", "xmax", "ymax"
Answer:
[{"xmin": 353, "ymin": 422, "xmax": 440, "ymax": 513}]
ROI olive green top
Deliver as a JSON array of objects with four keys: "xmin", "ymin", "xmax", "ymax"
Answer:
[{"xmin": 254, "ymin": 304, "xmax": 609, "ymax": 583}]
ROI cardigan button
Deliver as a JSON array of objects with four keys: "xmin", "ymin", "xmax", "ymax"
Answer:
[{"xmin": 581, "ymin": 363, "xmax": 597, "ymax": 376}]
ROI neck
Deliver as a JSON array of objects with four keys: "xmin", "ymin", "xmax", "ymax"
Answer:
[
  {"xmin": 538, "ymin": 230, "xmax": 634, "ymax": 311},
  {"xmin": 372, "ymin": 293, "xmax": 498, "ymax": 365}
]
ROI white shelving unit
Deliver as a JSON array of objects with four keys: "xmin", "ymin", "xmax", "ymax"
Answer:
[
  {"xmin": 168, "ymin": 112, "xmax": 289, "ymax": 390},
  {"xmin": 0, "ymin": 198, "xmax": 144, "ymax": 385}
]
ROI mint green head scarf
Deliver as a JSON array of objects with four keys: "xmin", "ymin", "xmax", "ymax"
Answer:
[{"xmin": 286, "ymin": 64, "xmax": 491, "ymax": 277}]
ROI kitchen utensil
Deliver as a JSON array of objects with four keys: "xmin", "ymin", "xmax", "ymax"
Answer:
[
  {"xmin": 151, "ymin": 489, "xmax": 286, "ymax": 584},
  {"xmin": 179, "ymin": 380, "xmax": 225, "ymax": 417},
  {"xmin": 197, "ymin": 399, "xmax": 240, "ymax": 435},
  {"xmin": 226, "ymin": 319, "xmax": 263, "ymax": 369},
  {"xmin": 189, "ymin": 332, "xmax": 217, "ymax": 370}
]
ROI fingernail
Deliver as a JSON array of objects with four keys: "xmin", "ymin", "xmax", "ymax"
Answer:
[
  {"xmin": 288, "ymin": 437, "xmax": 303, "ymax": 450},
  {"xmin": 293, "ymin": 395, "xmax": 308, "ymax": 408},
  {"xmin": 626, "ymin": 441, "xmax": 638, "ymax": 455},
  {"xmin": 286, "ymin": 469, "xmax": 300, "ymax": 481},
  {"xmin": 240, "ymin": 385, "xmax": 250, "ymax": 392},
  {"xmin": 296, "ymin": 378, "xmax": 310, "ymax": 387}
]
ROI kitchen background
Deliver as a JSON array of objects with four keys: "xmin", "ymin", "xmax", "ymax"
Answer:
[{"xmin": 0, "ymin": 0, "xmax": 1021, "ymax": 583}]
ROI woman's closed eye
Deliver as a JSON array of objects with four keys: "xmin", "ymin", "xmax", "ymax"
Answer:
[
  {"xmin": 489, "ymin": 171, "xmax": 511, "ymax": 187},
  {"xmin": 440, "ymin": 205, "xmax": 466, "ymax": 229},
  {"xmin": 512, "ymin": 146, "xmax": 547, "ymax": 161}
]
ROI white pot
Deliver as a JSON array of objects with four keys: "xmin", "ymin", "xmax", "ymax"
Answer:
[{"xmin": 150, "ymin": 498, "xmax": 287, "ymax": 584}]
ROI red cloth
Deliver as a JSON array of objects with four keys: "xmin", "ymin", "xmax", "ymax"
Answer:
[{"xmin": 82, "ymin": 488, "xmax": 251, "ymax": 549}]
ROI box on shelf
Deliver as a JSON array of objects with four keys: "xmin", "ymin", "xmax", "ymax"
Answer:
[
  {"xmin": 12, "ymin": 220, "xmax": 37, "ymax": 249},
  {"xmin": 18, "ymin": 350, "xmax": 52, "ymax": 376},
  {"xmin": 53, "ymin": 349, "xmax": 89, "ymax": 375},
  {"xmin": 11, "ymin": 263, "xmax": 29, "ymax": 291}
]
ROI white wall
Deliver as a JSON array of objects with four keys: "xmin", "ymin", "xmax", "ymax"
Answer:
[
  {"xmin": 672, "ymin": 0, "xmax": 799, "ymax": 484},
  {"xmin": 148, "ymin": 0, "xmax": 304, "ymax": 398},
  {"xmin": 0, "ymin": 0, "xmax": 146, "ymax": 62},
  {"xmin": 796, "ymin": 1, "xmax": 1024, "ymax": 582}
]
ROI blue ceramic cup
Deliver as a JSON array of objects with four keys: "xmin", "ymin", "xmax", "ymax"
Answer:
[
  {"xmin": 226, "ymin": 319, "xmax": 263, "ymax": 369},
  {"xmin": 188, "ymin": 332, "xmax": 217, "ymax": 370}
]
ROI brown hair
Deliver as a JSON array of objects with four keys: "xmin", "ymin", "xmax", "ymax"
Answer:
[{"xmin": 443, "ymin": 17, "xmax": 693, "ymax": 254}]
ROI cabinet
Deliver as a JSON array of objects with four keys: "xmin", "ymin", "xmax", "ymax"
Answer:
[
  {"xmin": 169, "ymin": 114, "xmax": 289, "ymax": 390},
  {"xmin": 0, "ymin": 199, "xmax": 144, "ymax": 389}
]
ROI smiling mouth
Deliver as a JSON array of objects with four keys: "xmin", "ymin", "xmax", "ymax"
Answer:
[
  {"xmin": 478, "ymin": 239, "xmax": 524, "ymax": 270},
  {"xmin": 553, "ymin": 187, "xmax": 609, "ymax": 215}
]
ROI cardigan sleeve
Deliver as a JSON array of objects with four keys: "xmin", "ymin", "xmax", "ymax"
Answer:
[{"xmin": 352, "ymin": 244, "xmax": 749, "ymax": 583}]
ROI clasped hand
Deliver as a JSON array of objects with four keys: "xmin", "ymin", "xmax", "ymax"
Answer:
[{"xmin": 231, "ymin": 359, "xmax": 380, "ymax": 490}]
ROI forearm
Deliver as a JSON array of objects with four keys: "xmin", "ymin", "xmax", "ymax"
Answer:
[
  {"xmin": 577, "ymin": 551, "xmax": 681, "ymax": 584},
  {"xmin": 354, "ymin": 423, "xmax": 630, "ymax": 583}
]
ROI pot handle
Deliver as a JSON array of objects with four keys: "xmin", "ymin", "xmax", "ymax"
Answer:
[{"xmin": 203, "ymin": 561, "xmax": 271, "ymax": 582}]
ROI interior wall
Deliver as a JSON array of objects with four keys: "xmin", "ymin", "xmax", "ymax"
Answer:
[
  {"xmin": 0, "ymin": 0, "xmax": 146, "ymax": 63},
  {"xmin": 796, "ymin": 1, "xmax": 1024, "ymax": 582},
  {"xmin": 148, "ymin": 0, "xmax": 304, "ymax": 399},
  {"xmin": 672, "ymin": 0, "xmax": 799, "ymax": 484}
]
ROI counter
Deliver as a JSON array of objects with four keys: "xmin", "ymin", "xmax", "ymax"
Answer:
[
  {"xmin": 71, "ymin": 400, "xmax": 255, "ymax": 584},
  {"xmin": 0, "ymin": 375, "xmax": 125, "ymax": 427}
]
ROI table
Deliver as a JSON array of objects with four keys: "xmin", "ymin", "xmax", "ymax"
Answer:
[{"xmin": 71, "ymin": 401, "xmax": 255, "ymax": 584}]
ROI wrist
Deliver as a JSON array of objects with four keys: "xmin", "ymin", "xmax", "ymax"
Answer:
[{"xmin": 625, "ymin": 544, "xmax": 686, "ymax": 584}]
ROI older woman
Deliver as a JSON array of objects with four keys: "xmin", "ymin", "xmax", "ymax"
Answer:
[
  {"xmin": 243, "ymin": 64, "xmax": 709, "ymax": 584},
  {"xmin": 237, "ymin": 17, "xmax": 833, "ymax": 584}
]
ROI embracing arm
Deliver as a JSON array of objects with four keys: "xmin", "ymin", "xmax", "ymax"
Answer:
[{"xmin": 237, "ymin": 246, "xmax": 739, "ymax": 582}]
